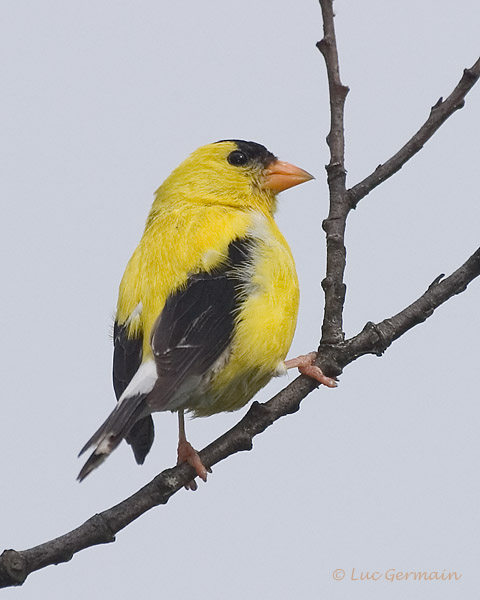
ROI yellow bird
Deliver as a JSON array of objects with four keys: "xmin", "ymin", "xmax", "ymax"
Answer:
[{"xmin": 78, "ymin": 140, "xmax": 335, "ymax": 486}]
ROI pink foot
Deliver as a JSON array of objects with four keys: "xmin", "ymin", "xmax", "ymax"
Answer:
[
  {"xmin": 177, "ymin": 439, "xmax": 209, "ymax": 491},
  {"xmin": 284, "ymin": 352, "xmax": 337, "ymax": 388}
]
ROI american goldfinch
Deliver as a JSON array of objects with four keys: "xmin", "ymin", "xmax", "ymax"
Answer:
[{"xmin": 78, "ymin": 140, "xmax": 335, "ymax": 485}]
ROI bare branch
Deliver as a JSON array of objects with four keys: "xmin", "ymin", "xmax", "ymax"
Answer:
[
  {"xmin": 1, "ymin": 246, "xmax": 479, "ymax": 589},
  {"xmin": 347, "ymin": 58, "xmax": 480, "ymax": 208},
  {"xmin": 316, "ymin": 0, "xmax": 350, "ymax": 345},
  {"xmin": 333, "ymin": 246, "xmax": 480, "ymax": 369}
]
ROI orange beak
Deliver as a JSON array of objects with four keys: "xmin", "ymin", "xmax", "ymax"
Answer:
[{"xmin": 261, "ymin": 159, "xmax": 314, "ymax": 193}]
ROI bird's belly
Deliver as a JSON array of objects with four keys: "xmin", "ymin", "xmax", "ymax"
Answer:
[{"xmin": 190, "ymin": 239, "xmax": 300, "ymax": 417}]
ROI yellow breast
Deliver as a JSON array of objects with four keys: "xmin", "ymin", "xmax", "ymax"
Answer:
[
  {"xmin": 197, "ymin": 211, "xmax": 299, "ymax": 415},
  {"xmin": 117, "ymin": 203, "xmax": 299, "ymax": 416}
]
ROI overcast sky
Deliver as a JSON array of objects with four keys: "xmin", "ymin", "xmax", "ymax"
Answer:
[{"xmin": 1, "ymin": 1, "xmax": 479, "ymax": 599}]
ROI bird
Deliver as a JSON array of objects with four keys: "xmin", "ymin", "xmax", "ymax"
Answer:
[{"xmin": 78, "ymin": 140, "xmax": 336, "ymax": 486}]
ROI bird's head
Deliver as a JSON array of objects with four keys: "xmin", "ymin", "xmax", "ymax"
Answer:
[{"xmin": 154, "ymin": 140, "xmax": 314, "ymax": 214}]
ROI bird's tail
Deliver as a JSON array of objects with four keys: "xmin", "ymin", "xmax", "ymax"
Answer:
[
  {"xmin": 126, "ymin": 415, "xmax": 155, "ymax": 465},
  {"xmin": 77, "ymin": 393, "xmax": 148, "ymax": 482}
]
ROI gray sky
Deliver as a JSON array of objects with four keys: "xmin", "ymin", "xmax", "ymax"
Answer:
[{"xmin": 1, "ymin": 1, "xmax": 479, "ymax": 599}]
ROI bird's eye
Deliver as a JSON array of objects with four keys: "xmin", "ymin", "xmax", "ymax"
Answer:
[{"xmin": 227, "ymin": 150, "xmax": 249, "ymax": 167}]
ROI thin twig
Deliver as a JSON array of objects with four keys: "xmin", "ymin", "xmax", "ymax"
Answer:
[
  {"xmin": 1, "ymin": 246, "xmax": 479, "ymax": 589},
  {"xmin": 317, "ymin": 0, "xmax": 350, "ymax": 345},
  {"xmin": 334, "ymin": 247, "xmax": 480, "ymax": 369},
  {"xmin": 347, "ymin": 58, "xmax": 480, "ymax": 208}
]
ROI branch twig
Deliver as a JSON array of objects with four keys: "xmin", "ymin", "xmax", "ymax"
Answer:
[
  {"xmin": 317, "ymin": 0, "xmax": 350, "ymax": 345},
  {"xmin": 347, "ymin": 57, "xmax": 480, "ymax": 208},
  {"xmin": 334, "ymin": 247, "xmax": 480, "ymax": 369},
  {"xmin": 1, "ymin": 246, "xmax": 478, "ymax": 589}
]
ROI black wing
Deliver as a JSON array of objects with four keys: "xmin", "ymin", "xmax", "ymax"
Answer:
[
  {"xmin": 149, "ymin": 238, "xmax": 252, "ymax": 410},
  {"xmin": 113, "ymin": 322, "xmax": 155, "ymax": 464}
]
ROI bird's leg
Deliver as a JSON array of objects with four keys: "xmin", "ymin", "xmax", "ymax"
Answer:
[
  {"xmin": 177, "ymin": 409, "xmax": 209, "ymax": 491},
  {"xmin": 284, "ymin": 352, "xmax": 337, "ymax": 388}
]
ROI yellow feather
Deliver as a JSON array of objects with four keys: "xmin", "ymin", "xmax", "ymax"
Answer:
[
  {"xmin": 118, "ymin": 203, "xmax": 253, "ymax": 355},
  {"xmin": 117, "ymin": 141, "xmax": 299, "ymax": 416}
]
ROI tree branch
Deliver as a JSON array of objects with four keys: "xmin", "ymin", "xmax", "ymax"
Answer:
[
  {"xmin": 317, "ymin": 0, "xmax": 350, "ymax": 345},
  {"xmin": 333, "ymin": 246, "xmax": 480, "ymax": 370},
  {"xmin": 347, "ymin": 57, "xmax": 480, "ymax": 208},
  {"xmin": 1, "ymin": 245, "xmax": 479, "ymax": 589}
]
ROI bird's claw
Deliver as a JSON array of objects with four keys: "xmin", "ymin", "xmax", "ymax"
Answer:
[
  {"xmin": 177, "ymin": 439, "xmax": 210, "ymax": 490},
  {"xmin": 284, "ymin": 351, "xmax": 337, "ymax": 388}
]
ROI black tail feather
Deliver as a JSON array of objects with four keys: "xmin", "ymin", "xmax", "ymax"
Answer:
[
  {"xmin": 77, "ymin": 450, "xmax": 109, "ymax": 482},
  {"xmin": 77, "ymin": 393, "xmax": 149, "ymax": 481},
  {"xmin": 126, "ymin": 415, "xmax": 155, "ymax": 465}
]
